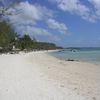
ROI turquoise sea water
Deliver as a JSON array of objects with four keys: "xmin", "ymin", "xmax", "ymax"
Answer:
[{"xmin": 49, "ymin": 48, "xmax": 100, "ymax": 65}]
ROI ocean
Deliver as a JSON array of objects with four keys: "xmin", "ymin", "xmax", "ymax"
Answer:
[{"xmin": 49, "ymin": 48, "xmax": 100, "ymax": 65}]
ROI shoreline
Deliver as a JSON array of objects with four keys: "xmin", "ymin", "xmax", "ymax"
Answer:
[
  {"xmin": 0, "ymin": 51, "xmax": 100, "ymax": 100},
  {"xmin": 1, "ymin": 49, "xmax": 100, "ymax": 66},
  {"xmin": 47, "ymin": 50, "xmax": 100, "ymax": 66},
  {"xmin": 48, "ymin": 54, "xmax": 100, "ymax": 66}
]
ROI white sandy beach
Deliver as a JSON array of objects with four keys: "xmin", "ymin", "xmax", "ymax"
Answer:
[{"xmin": 0, "ymin": 51, "xmax": 100, "ymax": 100}]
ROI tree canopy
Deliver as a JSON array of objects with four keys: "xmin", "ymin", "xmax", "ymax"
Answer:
[
  {"xmin": 0, "ymin": 21, "xmax": 17, "ymax": 48},
  {"xmin": 0, "ymin": 21, "xmax": 62, "ymax": 53}
]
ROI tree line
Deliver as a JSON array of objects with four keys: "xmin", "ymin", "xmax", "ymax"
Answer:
[{"xmin": 0, "ymin": 21, "xmax": 62, "ymax": 53}]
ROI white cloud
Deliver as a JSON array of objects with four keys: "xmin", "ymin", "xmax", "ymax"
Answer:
[
  {"xmin": 88, "ymin": 0, "xmax": 100, "ymax": 7},
  {"xmin": 49, "ymin": 0, "xmax": 100, "ymax": 22},
  {"xmin": 30, "ymin": 27, "xmax": 51, "ymax": 36},
  {"xmin": 15, "ymin": 25, "xmax": 51, "ymax": 36},
  {"xmin": 3, "ymin": 1, "xmax": 54, "ymax": 36},
  {"xmin": 88, "ymin": 0, "xmax": 100, "ymax": 16},
  {"xmin": 49, "ymin": 0, "xmax": 91, "ymax": 20},
  {"xmin": 6, "ymin": 1, "xmax": 53, "ymax": 24},
  {"xmin": 2, "ymin": 1, "xmax": 69, "ymax": 43},
  {"xmin": 3, "ymin": 1, "xmax": 69, "ymax": 36},
  {"xmin": 47, "ymin": 19, "xmax": 68, "ymax": 33}
]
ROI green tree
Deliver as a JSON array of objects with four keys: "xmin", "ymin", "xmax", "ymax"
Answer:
[
  {"xmin": 18, "ymin": 34, "xmax": 34, "ymax": 50},
  {"xmin": 0, "ymin": 21, "xmax": 17, "ymax": 48}
]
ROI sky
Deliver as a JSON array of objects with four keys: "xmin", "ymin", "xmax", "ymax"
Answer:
[{"xmin": 0, "ymin": 0, "xmax": 100, "ymax": 47}]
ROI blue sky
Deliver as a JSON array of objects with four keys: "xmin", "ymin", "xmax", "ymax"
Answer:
[{"xmin": 1, "ymin": 0, "xmax": 100, "ymax": 47}]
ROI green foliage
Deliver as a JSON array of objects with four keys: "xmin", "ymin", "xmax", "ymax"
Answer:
[
  {"xmin": 0, "ymin": 21, "xmax": 62, "ymax": 53},
  {"xmin": 17, "ymin": 35, "xmax": 58, "ymax": 50},
  {"xmin": 0, "ymin": 21, "xmax": 17, "ymax": 48},
  {"xmin": 18, "ymin": 35, "xmax": 34, "ymax": 50},
  {"xmin": 34, "ymin": 42, "xmax": 57, "ymax": 50}
]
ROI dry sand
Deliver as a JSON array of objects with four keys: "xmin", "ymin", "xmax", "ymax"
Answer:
[{"xmin": 0, "ymin": 51, "xmax": 100, "ymax": 100}]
